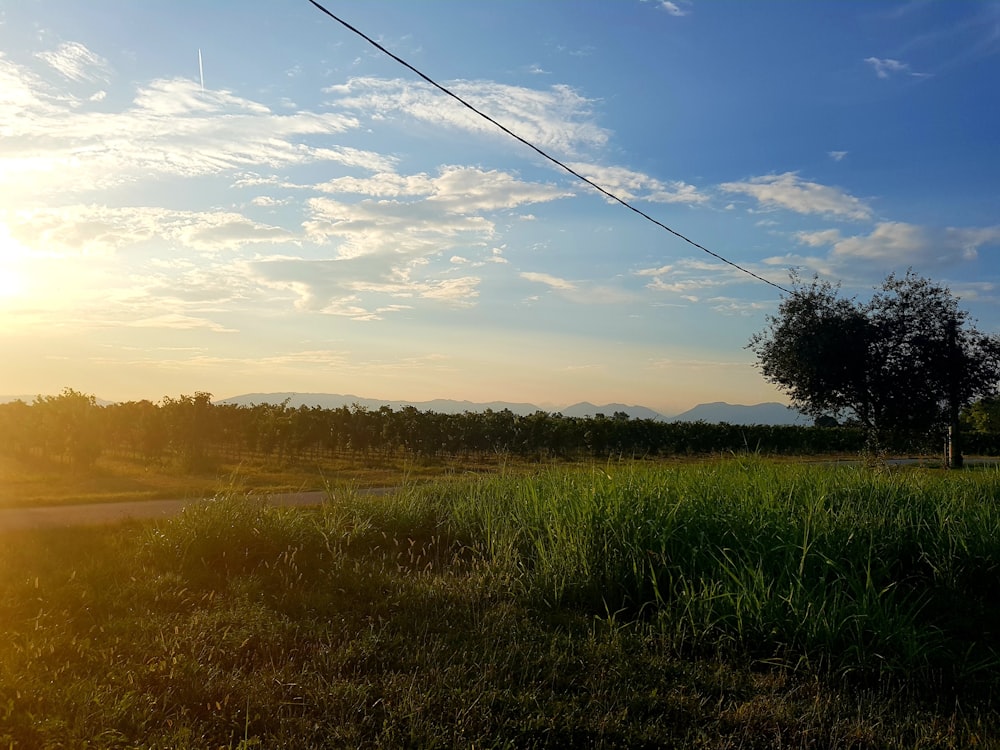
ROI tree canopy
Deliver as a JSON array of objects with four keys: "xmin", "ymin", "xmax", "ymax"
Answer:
[{"xmin": 748, "ymin": 271, "xmax": 1000, "ymax": 456}]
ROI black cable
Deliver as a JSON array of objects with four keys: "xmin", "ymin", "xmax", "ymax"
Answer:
[{"xmin": 306, "ymin": 0, "xmax": 792, "ymax": 295}]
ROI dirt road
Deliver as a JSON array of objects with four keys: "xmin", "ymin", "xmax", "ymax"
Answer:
[{"xmin": 0, "ymin": 490, "xmax": 341, "ymax": 532}]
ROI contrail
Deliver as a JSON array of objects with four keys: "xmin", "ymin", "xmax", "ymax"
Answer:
[{"xmin": 198, "ymin": 48, "xmax": 204, "ymax": 91}]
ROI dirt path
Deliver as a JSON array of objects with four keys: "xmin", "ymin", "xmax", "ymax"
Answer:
[{"xmin": 0, "ymin": 490, "xmax": 376, "ymax": 532}]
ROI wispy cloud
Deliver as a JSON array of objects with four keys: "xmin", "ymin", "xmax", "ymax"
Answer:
[
  {"xmin": 303, "ymin": 197, "xmax": 494, "ymax": 259},
  {"xmin": 325, "ymin": 77, "xmax": 609, "ymax": 155},
  {"xmin": 126, "ymin": 313, "xmax": 237, "ymax": 333},
  {"xmin": 520, "ymin": 271, "xmax": 633, "ymax": 304},
  {"xmin": 3, "ymin": 205, "xmax": 295, "ymax": 257},
  {"xmin": 520, "ymin": 271, "xmax": 577, "ymax": 292},
  {"xmin": 634, "ymin": 258, "xmax": 749, "ymax": 301},
  {"xmin": 794, "ymin": 229, "xmax": 843, "ymax": 248},
  {"xmin": 864, "ymin": 56, "xmax": 930, "ymax": 79},
  {"xmin": 644, "ymin": 0, "xmax": 691, "ymax": 16},
  {"xmin": 35, "ymin": 41, "xmax": 111, "ymax": 83},
  {"xmin": 706, "ymin": 297, "xmax": 770, "ymax": 316},
  {"xmin": 566, "ymin": 163, "xmax": 708, "ymax": 204},
  {"xmin": 316, "ymin": 166, "xmax": 572, "ymax": 212},
  {"xmin": 720, "ymin": 172, "xmax": 872, "ymax": 221},
  {"xmin": 828, "ymin": 150, "xmax": 848, "ymax": 162},
  {"xmin": 0, "ymin": 68, "xmax": 363, "ymax": 197},
  {"xmin": 889, "ymin": 3, "xmax": 1000, "ymax": 73},
  {"xmin": 249, "ymin": 254, "xmax": 482, "ymax": 322},
  {"xmin": 792, "ymin": 221, "xmax": 1000, "ymax": 266},
  {"xmin": 659, "ymin": 2, "xmax": 689, "ymax": 17}
]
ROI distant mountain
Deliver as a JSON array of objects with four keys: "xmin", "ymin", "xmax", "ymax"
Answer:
[
  {"xmin": 215, "ymin": 392, "xmax": 542, "ymax": 415},
  {"xmin": 215, "ymin": 393, "xmax": 803, "ymax": 425},
  {"xmin": 0, "ymin": 395, "xmax": 36, "ymax": 404},
  {"xmin": 669, "ymin": 401, "xmax": 807, "ymax": 426},
  {"xmin": 0, "ymin": 394, "xmax": 115, "ymax": 406},
  {"xmin": 560, "ymin": 402, "xmax": 668, "ymax": 421}
]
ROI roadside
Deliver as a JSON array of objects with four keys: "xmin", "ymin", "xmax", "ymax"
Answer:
[
  {"xmin": 4, "ymin": 457, "xmax": 996, "ymax": 532},
  {"xmin": 0, "ymin": 489, "xmax": 391, "ymax": 532}
]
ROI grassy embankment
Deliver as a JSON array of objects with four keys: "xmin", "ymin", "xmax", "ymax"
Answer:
[{"xmin": 2, "ymin": 459, "xmax": 999, "ymax": 747}]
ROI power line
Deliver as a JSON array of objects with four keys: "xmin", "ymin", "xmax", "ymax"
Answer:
[{"xmin": 306, "ymin": 0, "xmax": 792, "ymax": 296}]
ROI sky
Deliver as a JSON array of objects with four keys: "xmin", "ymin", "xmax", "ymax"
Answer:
[{"xmin": 1, "ymin": 0, "xmax": 999, "ymax": 416}]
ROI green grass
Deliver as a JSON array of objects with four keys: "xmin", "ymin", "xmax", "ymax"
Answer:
[{"xmin": 1, "ymin": 460, "xmax": 999, "ymax": 747}]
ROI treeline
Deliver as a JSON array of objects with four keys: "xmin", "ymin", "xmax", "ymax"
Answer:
[{"xmin": 2, "ymin": 389, "xmax": 997, "ymax": 470}]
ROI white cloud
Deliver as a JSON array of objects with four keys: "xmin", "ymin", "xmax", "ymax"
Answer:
[
  {"xmin": 250, "ymin": 196, "xmax": 289, "ymax": 207},
  {"xmin": 863, "ymin": 56, "xmax": 931, "ymax": 79},
  {"xmin": 304, "ymin": 197, "xmax": 494, "ymax": 258},
  {"xmin": 795, "ymin": 229, "xmax": 843, "ymax": 247},
  {"xmin": 646, "ymin": 277, "xmax": 724, "ymax": 294},
  {"xmin": 419, "ymin": 276, "xmax": 481, "ymax": 303},
  {"xmin": 521, "ymin": 271, "xmax": 577, "ymax": 291},
  {"xmin": 635, "ymin": 258, "xmax": 757, "ymax": 295},
  {"xmin": 3, "ymin": 205, "xmax": 294, "ymax": 256},
  {"xmin": 249, "ymin": 254, "xmax": 481, "ymax": 321},
  {"xmin": 326, "ymin": 77, "xmax": 609, "ymax": 155},
  {"xmin": 36, "ymin": 42, "xmax": 111, "ymax": 83},
  {"xmin": 634, "ymin": 264, "xmax": 674, "ymax": 277},
  {"xmin": 177, "ymin": 213, "xmax": 293, "ymax": 251},
  {"xmin": 428, "ymin": 167, "xmax": 574, "ymax": 212},
  {"xmin": 828, "ymin": 150, "xmax": 848, "ymax": 161},
  {"xmin": 720, "ymin": 172, "xmax": 872, "ymax": 220},
  {"xmin": 793, "ymin": 221, "xmax": 1000, "ymax": 266},
  {"xmin": 707, "ymin": 297, "xmax": 770, "ymax": 316},
  {"xmin": 833, "ymin": 222, "xmax": 931, "ymax": 260},
  {"xmin": 316, "ymin": 166, "xmax": 572, "ymax": 212},
  {"xmin": 0, "ymin": 53, "xmax": 70, "ymax": 121},
  {"xmin": 567, "ymin": 162, "xmax": 708, "ymax": 204},
  {"xmin": 659, "ymin": 1, "xmax": 689, "ymax": 16},
  {"xmin": 0, "ymin": 66, "xmax": 363, "ymax": 197},
  {"xmin": 520, "ymin": 271, "xmax": 633, "ymax": 304}
]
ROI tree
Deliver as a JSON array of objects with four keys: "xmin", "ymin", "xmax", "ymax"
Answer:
[
  {"xmin": 161, "ymin": 392, "xmax": 216, "ymax": 470},
  {"xmin": 964, "ymin": 397, "xmax": 1000, "ymax": 433},
  {"xmin": 748, "ymin": 271, "xmax": 1000, "ymax": 463},
  {"xmin": 37, "ymin": 388, "xmax": 103, "ymax": 467}
]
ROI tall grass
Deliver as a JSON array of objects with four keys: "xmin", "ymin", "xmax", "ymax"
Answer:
[
  {"xmin": 431, "ymin": 459, "xmax": 1000, "ymax": 683},
  {"xmin": 137, "ymin": 461, "xmax": 1000, "ymax": 685}
]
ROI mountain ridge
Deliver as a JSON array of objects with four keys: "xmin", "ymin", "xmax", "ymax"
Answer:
[
  {"xmin": 214, "ymin": 393, "xmax": 806, "ymax": 425},
  {"xmin": 0, "ymin": 391, "xmax": 807, "ymax": 425}
]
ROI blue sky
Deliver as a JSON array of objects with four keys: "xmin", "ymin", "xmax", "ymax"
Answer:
[{"xmin": 1, "ymin": 0, "xmax": 998, "ymax": 414}]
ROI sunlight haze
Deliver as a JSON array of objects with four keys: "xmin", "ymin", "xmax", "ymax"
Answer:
[{"xmin": 2, "ymin": 1, "xmax": 999, "ymax": 415}]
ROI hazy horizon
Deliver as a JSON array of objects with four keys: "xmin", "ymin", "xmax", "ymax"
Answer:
[
  {"xmin": 0, "ymin": 386, "xmax": 798, "ymax": 419},
  {"xmin": 3, "ymin": 2, "xmax": 998, "ymax": 415}
]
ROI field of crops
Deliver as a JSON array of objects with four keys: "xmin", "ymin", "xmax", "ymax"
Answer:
[{"xmin": 2, "ymin": 459, "xmax": 998, "ymax": 747}]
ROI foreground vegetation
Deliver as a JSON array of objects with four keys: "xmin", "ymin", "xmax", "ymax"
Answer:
[{"xmin": 2, "ymin": 460, "xmax": 999, "ymax": 747}]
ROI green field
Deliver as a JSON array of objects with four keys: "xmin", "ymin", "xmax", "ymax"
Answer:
[{"xmin": 2, "ymin": 459, "xmax": 999, "ymax": 747}]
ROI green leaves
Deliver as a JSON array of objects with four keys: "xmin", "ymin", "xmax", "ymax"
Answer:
[{"xmin": 750, "ymin": 271, "xmax": 1000, "ymax": 453}]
